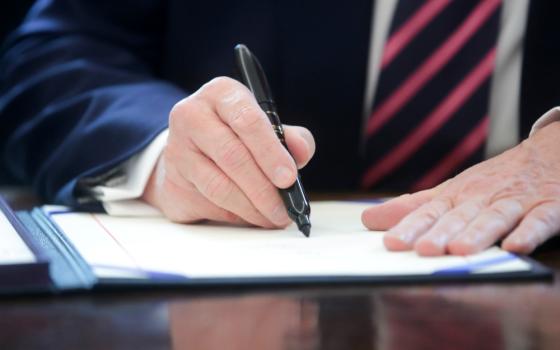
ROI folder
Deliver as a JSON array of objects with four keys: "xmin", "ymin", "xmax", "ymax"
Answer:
[{"xmin": 0, "ymin": 196, "xmax": 551, "ymax": 294}]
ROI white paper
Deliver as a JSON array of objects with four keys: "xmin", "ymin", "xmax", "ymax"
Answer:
[
  {"xmin": 0, "ymin": 210, "xmax": 35, "ymax": 264},
  {"xmin": 47, "ymin": 202, "xmax": 530, "ymax": 280}
]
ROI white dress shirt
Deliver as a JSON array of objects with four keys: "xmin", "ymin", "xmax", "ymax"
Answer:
[{"xmin": 95, "ymin": 0, "xmax": 560, "ymax": 215}]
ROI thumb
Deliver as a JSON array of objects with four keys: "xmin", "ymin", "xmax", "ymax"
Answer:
[{"xmin": 283, "ymin": 125, "xmax": 315, "ymax": 169}]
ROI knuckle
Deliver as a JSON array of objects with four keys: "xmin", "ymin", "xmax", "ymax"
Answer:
[
  {"xmin": 170, "ymin": 97, "xmax": 194, "ymax": 117},
  {"xmin": 229, "ymin": 104, "xmax": 264, "ymax": 131},
  {"xmin": 251, "ymin": 183, "xmax": 277, "ymax": 208},
  {"xmin": 485, "ymin": 212, "xmax": 510, "ymax": 232},
  {"xmin": 437, "ymin": 197, "xmax": 455, "ymax": 211},
  {"xmin": 201, "ymin": 76, "xmax": 238, "ymax": 96},
  {"xmin": 209, "ymin": 76, "xmax": 237, "ymax": 88},
  {"xmin": 169, "ymin": 102, "xmax": 185, "ymax": 129},
  {"xmin": 489, "ymin": 179, "xmax": 533, "ymax": 203},
  {"xmin": 491, "ymin": 199, "xmax": 522, "ymax": 219},
  {"xmin": 531, "ymin": 204, "xmax": 558, "ymax": 230},
  {"xmin": 454, "ymin": 175, "xmax": 486, "ymax": 193},
  {"xmin": 421, "ymin": 198, "xmax": 453, "ymax": 220},
  {"xmin": 217, "ymin": 137, "xmax": 252, "ymax": 171},
  {"xmin": 203, "ymin": 171, "xmax": 235, "ymax": 204},
  {"xmin": 448, "ymin": 201, "xmax": 482, "ymax": 223},
  {"xmin": 253, "ymin": 137, "xmax": 284, "ymax": 168},
  {"xmin": 169, "ymin": 98, "xmax": 204, "ymax": 130},
  {"xmin": 541, "ymin": 181, "xmax": 560, "ymax": 197},
  {"xmin": 445, "ymin": 212, "xmax": 470, "ymax": 226},
  {"xmin": 262, "ymin": 137, "xmax": 282, "ymax": 156},
  {"xmin": 488, "ymin": 207, "xmax": 509, "ymax": 223},
  {"xmin": 422, "ymin": 209, "xmax": 440, "ymax": 223}
]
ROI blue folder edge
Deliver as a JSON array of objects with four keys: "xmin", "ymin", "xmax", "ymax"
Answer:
[
  {"xmin": 0, "ymin": 197, "xmax": 51, "ymax": 293},
  {"xmin": 0, "ymin": 195, "xmax": 553, "ymax": 295}
]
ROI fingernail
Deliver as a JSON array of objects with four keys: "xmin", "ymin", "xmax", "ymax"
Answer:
[
  {"xmin": 397, "ymin": 234, "xmax": 413, "ymax": 245},
  {"xmin": 274, "ymin": 166, "xmax": 294, "ymax": 187},
  {"xmin": 431, "ymin": 234, "xmax": 449, "ymax": 249},
  {"xmin": 449, "ymin": 237, "xmax": 477, "ymax": 255},
  {"xmin": 272, "ymin": 203, "xmax": 289, "ymax": 225},
  {"xmin": 504, "ymin": 236, "xmax": 534, "ymax": 253},
  {"xmin": 387, "ymin": 228, "xmax": 412, "ymax": 245},
  {"xmin": 384, "ymin": 232, "xmax": 412, "ymax": 250}
]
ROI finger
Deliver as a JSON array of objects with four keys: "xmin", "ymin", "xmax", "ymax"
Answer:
[
  {"xmin": 383, "ymin": 197, "xmax": 453, "ymax": 251},
  {"xmin": 502, "ymin": 201, "xmax": 560, "ymax": 254},
  {"xmin": 188, "ymin": 109, "xmax": 290, "ymax": 227},
  {"xmin": 448, "ymin": 199, "xmax": 524, "ymax": 255},
  {"xmin": 414, "ymin": 200, "xmax": 484, "ymax": 256},
  {"xmin": 180, "ymin": 147, "xmax": 277, "ymax": 228},
  {"xmin": 197, "ymin": 206, "xmax": 249, "ymax": 226},
  {"xmin": 362, "ymin": 189, "xmax": 436, "ymax": 231},
  {"xmin": 165, "ymin": 181, "xmax": 248, "ymax": 226},
  {"xmin": 284, "ymin": 125, "xmax": 315, "ymax": 169},
  {"xmin": 204, "ymin": 77, "xmax": 297, "ymax": 188},
  {"xmin": 146, "ymin": 157, "xmax": 248, "ymax": 225}
]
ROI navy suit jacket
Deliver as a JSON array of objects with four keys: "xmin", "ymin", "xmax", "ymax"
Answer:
[{"xmin": 0, "ymin": 0, "xmax": 559, "ymax": 205}]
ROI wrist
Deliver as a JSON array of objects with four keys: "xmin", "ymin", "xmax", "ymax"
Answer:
[{"xmin": 141, "ymin": 155, "xmax": 163, "ymax": 210}]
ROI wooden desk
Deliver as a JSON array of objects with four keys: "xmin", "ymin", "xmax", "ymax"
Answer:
[{"xmin": 1, "ymin": 192, "xmax": 559, "ymax": 349}]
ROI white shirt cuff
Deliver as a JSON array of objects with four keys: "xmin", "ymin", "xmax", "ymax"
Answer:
[
  {"xmin": 530, "ymin": 107, "xmax": 560, "ymax": 136},
  {"xmin": 92, "ymin": 129, "xmax": 168, "ymax": 216},
  {"xmin": 102, "ymin": 199, "xmax": 163, "ymax": 217}
]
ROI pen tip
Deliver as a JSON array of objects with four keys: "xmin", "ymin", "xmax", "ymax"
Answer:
[
  {"xmin": 300, "ymin": 224, "xmax": 311, "ymax": 237},
  {"xmin": 296, "ymin": 214, "xmax": 311, "ymax": 237}
]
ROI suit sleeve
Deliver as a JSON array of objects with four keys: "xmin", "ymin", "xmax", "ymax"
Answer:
[{"xmin": 0, "ymin": 0, "xmax": 186, "ymax": 205}]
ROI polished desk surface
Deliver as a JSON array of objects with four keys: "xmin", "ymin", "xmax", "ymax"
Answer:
[{"xmin": 2, "ymin": 191, "xmax": 560, "ymax": 349}]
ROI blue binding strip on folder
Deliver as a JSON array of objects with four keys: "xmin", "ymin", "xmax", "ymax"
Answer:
[
  {"xmin": 433, "ymin": 253, "xmax": 518, "ymax": 275},
  {"xmin": 43, "ymin": 208, "xmax": 74, "ymax": 217},
  {"xmin": 91, "ymin": 264, "xmax": 188, "ymax": 283}
]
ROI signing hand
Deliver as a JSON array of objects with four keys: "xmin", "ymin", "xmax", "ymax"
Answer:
[
  {"xmin": 362, "ymin": 121, "xmax": 560, "ymax": 256},
  {"xmin": 142, "ymin": 77, "xmax": 315, "ymax": 227}
]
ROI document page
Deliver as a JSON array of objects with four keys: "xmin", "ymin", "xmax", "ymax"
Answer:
[
  {"xmin": 46, "ymin": 202, "xmax": 531, "ymax": 281},
  {"xmin": 0, "ymin": 210, "xmax": 36, "ymax": 265}
]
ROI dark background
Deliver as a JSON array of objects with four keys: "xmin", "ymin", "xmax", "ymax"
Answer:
[
  {"xmin": 1, "ymin": 2, "xmax": 35, "ymax": 42},
  {"xmin": 0, "ymin": 1, "xmax": 35, "ymax": 184}
]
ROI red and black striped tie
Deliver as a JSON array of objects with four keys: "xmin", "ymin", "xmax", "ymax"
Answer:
[{"xmin": 362, "ymin": 0, "xmax": 502, "ymax": 191}]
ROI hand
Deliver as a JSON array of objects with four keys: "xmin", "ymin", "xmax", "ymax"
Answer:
[
  {"xmin": 169, "ymin": 297, "xmax": 319, "ymax": 349},
  {"xmin": 142, "ymin": 77, "xmax": 315, "ymax": 227},
  {"xmin": 362, "ymin": 121, "xmax": 560, "ymax": 256}
]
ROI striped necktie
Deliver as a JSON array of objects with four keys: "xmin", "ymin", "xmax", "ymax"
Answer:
[{"xmin": 362, "ymin": 0, "xmax": 502, "ymax": 191}]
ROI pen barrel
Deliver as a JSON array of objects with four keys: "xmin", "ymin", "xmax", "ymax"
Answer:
[
  {"xmin": 263, "ymin": 110, "xmax": 287, "ymax": 145},
  {"xmin": 235, "ymin": 43, "xmax": 311, "ymax": 234},
  {"xmin": 260, "ymin": 102, "xmax": 287, "ymax": 144},
  {"xmin": 261, "ymin": 107, "xmax": 311, "ymax": 226}
]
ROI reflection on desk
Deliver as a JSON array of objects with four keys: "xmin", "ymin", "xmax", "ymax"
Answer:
[{"xmin": 0, "ymin": 263, "xmax": 559, "ymax": 350}]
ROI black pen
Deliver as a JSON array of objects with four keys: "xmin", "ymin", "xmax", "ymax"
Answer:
[{"xmin": 234, "ymin": 44, "xmax": 312, "ymax": 237}]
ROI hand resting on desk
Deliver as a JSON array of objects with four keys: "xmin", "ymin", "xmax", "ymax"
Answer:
[
  {"xmin": 142, "ymin": 77, "xmax": 315, "ymax": 228},
  {"xmin": 362, "ymin": 121, "xmax": 560, "ymax": 256}
]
